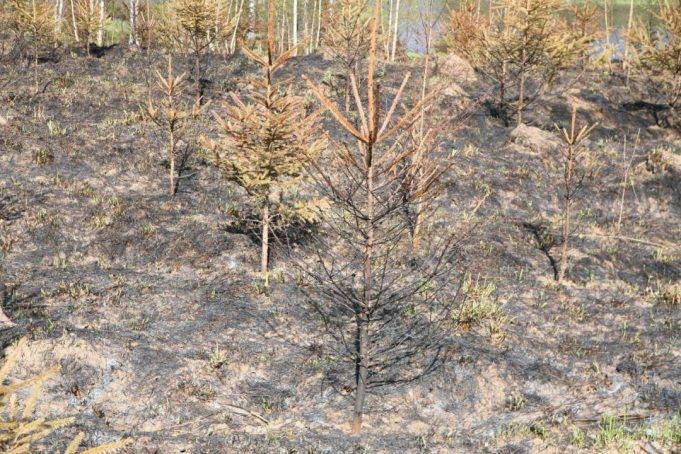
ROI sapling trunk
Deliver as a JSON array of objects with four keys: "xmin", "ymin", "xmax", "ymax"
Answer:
[
  {"xmin": 195, "ymin": 47, "xmax": 201, "ymax": 99},
  {"xmin": 33, "ymin": 46, "xmax": 39, "ymax": 91},
  {"xmin": 413, "ymin": 0, "xmax": 435, "ymax": 249},
  {"xmin": 353, "ymin": 157, "xmax": 374, "ymax": 433},
  {"xmin": 261, "ymin": 201, "xmax": 270, "ymax": 286},
  {"xmin": 169, "ymin": 129, "xmax": 176, "ymax": 195},
  {"xmin": 558, "ymin": 144, "xmax": 573, "ymax": 282},
  {"xmin": 517, "ymin": 69, "xmax": 525, "ymax": 126},
  {"xmin": 352, "ymin": 312, "xmax": 369, "ymax": 433}
]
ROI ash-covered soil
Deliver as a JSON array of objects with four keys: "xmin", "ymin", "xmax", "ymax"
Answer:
[{"xmin": 0, "ymin": 46, "xmax": 679, "ymax": 453}]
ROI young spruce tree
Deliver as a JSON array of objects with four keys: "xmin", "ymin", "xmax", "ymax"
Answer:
[
  {"xmin": 209, "ymin": 0, "xmax": 324, "ymax": 286},
  {"xmin": 303, "ymin": 0, "xmax": 455, "ymax": 434},
  {"xmin": 74, "ymin": 0, "xmax": 109, "ymax": 55},
  {"xmin": 448, "ymin": 0, "xmax": 584, "ymax": 125},
  {"xmin": 554, "ymin": 105, "xmax": 596, "ymax": 282},
  {"xmin": 146, "ymin": 56, "xmax": 207, "ymax": 196},
  {"xmin": 160, "ymin": 0, "xmax": 232, "ymax": 99},
  {"xmin": 6, "ymin": 0, "xmax": 56, "ymax": 89},
  {"xmin": 321, "ymin": 0, "xmax": 373, "ymax": 112},
  {"xmin": 633, "ymin": 4, "xmax": 681, "ymax": 110}
]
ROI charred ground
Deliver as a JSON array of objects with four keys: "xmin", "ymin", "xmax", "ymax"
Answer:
[{"xmin": 0, "ymin": 45, "xmax": 680, "ymax": 452}]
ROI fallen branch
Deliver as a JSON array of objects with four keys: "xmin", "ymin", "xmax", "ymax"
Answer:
[
  {"xmin": 223, "ymin": 404, "xmax": 270, "ymax": 425},
  {"xmin": 578, "ymin": 233, "xmax": 675, "ymax": 249}
]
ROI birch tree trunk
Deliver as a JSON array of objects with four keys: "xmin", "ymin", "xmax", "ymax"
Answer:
[
  {"xmin": 128, "ymin": 0, "xmax": 139, "ymax": 46},
  {"xmin": 292, "ymin": 0, "xmax": 298, "ymax": 49},
  {"xmin": 315, "ymin": 0, "xmax": 321, "ymax": 49},
  {"xmin": 386, "ymin": 0, "xmax": 393, "ymax": 58},
  {"xmin": 390, "ymin": 0, "xmax": 400, "ymax": 62},
  {"xmin": 97, "ymin": 0, "xmax": 105, "ymax": 46},
  {"xmin": 70, "ymin": 0, "xmax": 80, "ymax": 42},
  {"xmin": 249, "ymin": 0, "xmax": 256, "ymax": 35},
  {"xmin": 231, "ymin": 0, "xmax": 246, "ymax": 53},
  {"xmin": 302, "ymin": 0, "xmax": 308, "ymax": 53},
  {"xmin": 55, "ymin": 0, "xmax": 65, "ymax": 34}
]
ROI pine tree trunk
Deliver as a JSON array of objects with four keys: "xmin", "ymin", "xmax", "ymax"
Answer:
[
  {"xmin": 33, "ymin": 46, "xmax": 39, "ymax": 91},
  {"xmin": 169, "ymin": 130, "xmax": 176, "ymax": 195},
  {"xmin": 517, "ymin": 69, "xmax": 525, "ymax": 127},
  {"xmin": 195, "ymin": 49, "xmax": 201, "ymax": 99},
  {"xmin": 352, "ymin": 313, "xmax": 369, "ymax": 433},
  {"xmin": 353, "ymin": 153, "xmax": 374, "ymax": 434},
  {"xmin": 261, "ymin": 202, "xmax": 270, "ymax": 286},
  {"xmin": 558, "ymin": 147, "xmax": 573, "ymax": 282}
]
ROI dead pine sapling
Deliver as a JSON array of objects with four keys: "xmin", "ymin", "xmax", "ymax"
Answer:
[
  {"xmin": 303, "ymin": 0, "xmax": 453, "ymax": 434},
  {"xmin": 208, "ymin": 0, "xmax": 324, "ymax": 286},
  {"xmin": 145, "ymin": 56, "xmax": 207, "ymax": 196},
  {"xmin": 554, "ymin": 105, "xmax": 596, "ymax": 283}
]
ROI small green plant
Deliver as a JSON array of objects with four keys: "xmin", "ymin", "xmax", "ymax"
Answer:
[
  {"xmin": 657, "ymin": 284, "xmax": 681, "ymax": 306},
  {"xmin": 455, "ymin": 276, "xmax": 503, "ymax": 328},
  {"xmin": 569, "ymin": 425, "xmax": 586, "ymax": 447},
  {"xmin": 529, "ymin": 420, "xmax": 547, "ymax": 439},
  {"xmin": 208, "ymin": 345, "xmax": 225, "ymax": 369},
  {"xmin": 505, "ymin": 393, "xmax": 526, "ymax": 411},
  {"xmin": 596, "ymin": 415, "xmax": 630, "ymax": 449},
  {"xmin": 31, "ymin": 148, "xmax": 53, "ymax": 165}
]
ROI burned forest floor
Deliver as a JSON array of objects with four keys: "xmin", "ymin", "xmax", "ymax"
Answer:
[{"xmin": 0, "ymin": 46, "xmax": 680, "ymax": 453}]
